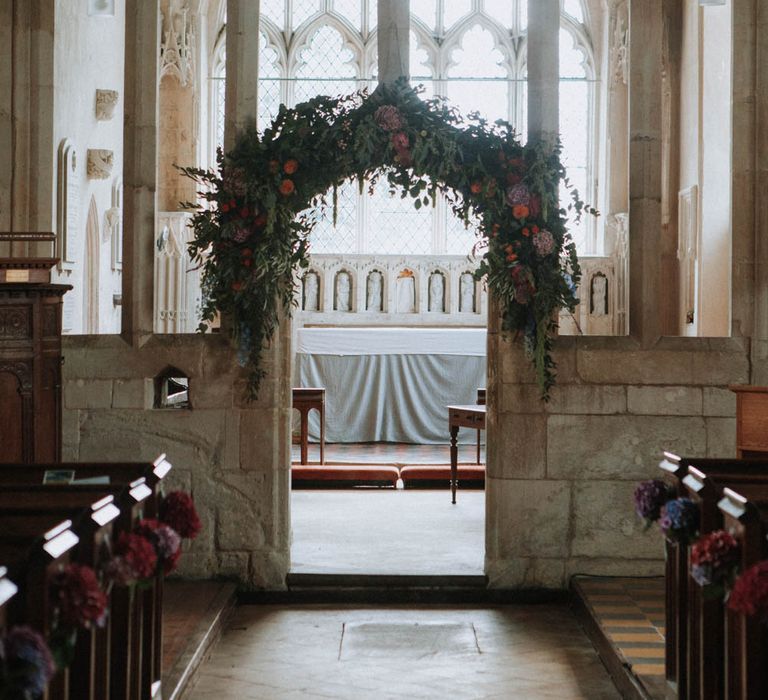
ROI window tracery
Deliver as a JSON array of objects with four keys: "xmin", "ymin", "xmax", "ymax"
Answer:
[{"xmin": 210, "ymin": 0, "xmax": 598, "ymax": 255}]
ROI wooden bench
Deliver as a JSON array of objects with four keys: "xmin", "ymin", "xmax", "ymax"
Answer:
[
  {"xmin": 0, "ymin": 455, "xmax": 172, "ymax": 700},
  {"xmin": 658, "ymin": 452, "xmax": 768, "ymax": 698},
  {"xmin": 292, "ymin": 388, "xmax": 325, "ymax": 465},
  {"xmin": 718, "ymin": 488, "xmax": 768, "ymax": 700},
  {"xmin": 682, "ymin": 466, "xmax": 768, "ymax": 699}
]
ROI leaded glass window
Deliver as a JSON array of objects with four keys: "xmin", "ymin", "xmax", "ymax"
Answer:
[{"xmin": 211, "ymin": 0, "xmax": 598, "ymax": 255}]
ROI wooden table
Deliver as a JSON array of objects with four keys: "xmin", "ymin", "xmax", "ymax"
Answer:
[
  {"xmin": 293, "ymin": 388, "xmax": 325, "ymax": 465},
  {"xmin": 448, "ymin": 404, "xmax": 486, "ymax": 504}
]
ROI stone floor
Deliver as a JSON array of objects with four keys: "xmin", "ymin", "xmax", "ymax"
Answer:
[
  {"xmin": 187, "ymin": 604, "xmax": 621, "ymax": 699},
  {"xmin": 291, "ymin": 490, "xmax": 485, "ymax": 575}
]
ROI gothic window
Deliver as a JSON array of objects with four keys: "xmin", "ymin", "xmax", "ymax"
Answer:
[{"xmin": 211, "ymin": 0, "xmax": 599, "ymax": 255}]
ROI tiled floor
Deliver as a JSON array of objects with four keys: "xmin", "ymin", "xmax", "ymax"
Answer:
[
  {"xmin": 574, "ymin": 576, "xmax": 666, "ymax": 699},
  {"xmin": 188, "ymin": 604, "xmax": 621, "ymax": 699},
  {"xmin": 292, "ymin": 442, "xmax": 485, "ymax": 465},
  {"xmin": 291, "ymin": 490, "xmax": 485, "ymax": 575}
]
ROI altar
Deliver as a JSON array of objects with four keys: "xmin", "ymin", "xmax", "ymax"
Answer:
[{"xmin": 295, "ymin": 327, "xmax": 487, "ymax": 444}]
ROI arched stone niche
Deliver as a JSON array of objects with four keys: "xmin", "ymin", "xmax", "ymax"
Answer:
[
  {"xmin": 366, "ymin": 270, "xmax": 384, "ymax": 312},
  {"xmin": 590, "ymin": 272, "xmax": 608, "ymax": 316},
  {"xmin": 396, "ymin": 269, "xmax": 416, "ymax": 313},
  {"xmin": 154, "ymin": 365, "xmax": 191, "ymax": 409},
  {"xmin": 428, "ymin": 270, "xmax": 446, "ymax": 313},
  {"xmin": 459, "ymin": 271, "xmax": 476, "ymax": 313},
  {"xmin": 334, "ymin": 270, "xmax": 353, "ymax": 312},
  {"xmin": 302, "ymin": 270, "xmax": 320, "ymax": 311}
]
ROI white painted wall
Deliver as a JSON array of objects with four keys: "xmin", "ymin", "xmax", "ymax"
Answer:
[
  {"xmin": 678, "ymin": 0, "xmax": 732, "ymax": 337},
  {"xmin": 52, "ymin": 0, "xmax": 125, "ymax": 334}
]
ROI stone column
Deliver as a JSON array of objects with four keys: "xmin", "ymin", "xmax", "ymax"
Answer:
[
  {"xmin": 224, "ymin": 0, "xmax": 259, "ymax": 151},
  {"xmin": 527, "ymin": 0, "xmax": 559, "ymax": 143},
  {"xmin": 628, "ymin": 0, "xmax": 663, "ymax": 345},
  {"xmin": 223, "ymin": 0, "xmax": 291, "ymax": 588},
  {"xmin": 0, "ymin": 0, "xmax": 55, "ymax": 256},
  {"xmin": 377, "ymin": 0, "xmax": 409, "ymax": 85},
  {"xmin": 122, "ymin": 0, "xmax": 160, "ymax": 346}
]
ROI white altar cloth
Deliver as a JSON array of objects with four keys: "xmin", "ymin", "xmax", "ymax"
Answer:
[{"xmin": 296, "ymin": 328, "xmax": 487, "ymax": 444}]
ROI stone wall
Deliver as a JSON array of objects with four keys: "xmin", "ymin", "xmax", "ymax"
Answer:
[
  {"xmin": 61, "ymin": 328, "xmax": 292, "ymax": 589},
  {"xmin": 484, "ymin": 334, "xmax": 747, "ymax": 588}
]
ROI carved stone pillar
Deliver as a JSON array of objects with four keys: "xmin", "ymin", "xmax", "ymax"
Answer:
[
  {"xmin": 122, "ymin": 0, "xmax": 160, "ymax": 346},
  {"xmin": 527, "ymin": 0, "xmax": 559, "ymax": 143},
  {"xmin": 377, "ymin": 0, "xmax": 409, "ymax": 85},
  {"xmin": 628, "ymin": 0, "xmax": 663, "ymax": 344}
]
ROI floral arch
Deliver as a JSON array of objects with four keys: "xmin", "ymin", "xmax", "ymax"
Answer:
[{"xmin": 184, "ymin": 80, "xmax": 588, "ymax": 399}]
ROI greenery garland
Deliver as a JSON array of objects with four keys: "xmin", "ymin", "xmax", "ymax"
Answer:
[{"xmin": 182, "ymin": 79, "xmax": 591, "ymax": 400}]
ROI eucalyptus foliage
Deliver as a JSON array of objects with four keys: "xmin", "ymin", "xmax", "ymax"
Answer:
[{"xmin": 182, "ymin": 79, "xmax": 590, "ymax": 399}]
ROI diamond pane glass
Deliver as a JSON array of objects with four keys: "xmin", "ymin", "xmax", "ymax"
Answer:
[
  {"xmin": 261, "ymin": 0, "xmax": 285, "ymax": 30},
  {"xmin": 410, "ymin": 30, "xmax": 432, "ymax": 81},
  {"xmin": 563, "ymin": 0, "xmax": 585, "ymax": 23},
  {"xmin": 443, "ymin": 0, "xmax": 472, "ymax": 30},
  {"xmin": 445, "ymin": 198, "xmax": 481, "ymax": 255},
  {"xmin": 292, "ymin": 0, "xmax": 321, "ymax": 30},
  {"xmin": 214, "ymin": 56, "xmax": 226, "ymax": 149},
  {"xmin": 447, "ymin": 25, "xmax": 508, "ymax": 122},
  {"xmin": 482, "ymin": 0, "xmax": 513, "ymax": 28},
  {"xmin": 560, "ymin": 79, "xmax": 589, "ymax": 251},
  {"xmin": 411, "ymin": 0, "xmax": 437, "ymax": 30},
  {"xmin": 258, "ymin": 33, "xmax": 282, "ymax": 131},
  {"xmin": 308, "ymin": 180, "xmax": 359, "ymax": 254},
  {"xmin": 333, "ymin": 0, "xmax": 362, "ymax": 29},
  {"xmin": 367, "ymin": 179, "xmax": 433, "ymax": 255},
  {"xmin": 560, "ymin": 27, "xmax": 587, "ymax": 78},
  {"xmin": 294, "ymin": 25, "xmax": 358, "ymax": 103}
]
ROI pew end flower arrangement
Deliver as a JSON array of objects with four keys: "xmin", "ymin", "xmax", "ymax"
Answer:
[{"xmin": 181, "ymin": 79, "xmax": 593, "ymax": 400}]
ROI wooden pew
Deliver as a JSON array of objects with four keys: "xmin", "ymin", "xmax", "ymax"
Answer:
[
  {"xmin": 0, "ymin": 516, "xmax": 81, "ymax": 700},
  {"xmin": 0, "ymin": 493, "xmax": 120, "ymax": 700},
  {"xmin": 0, "ymin": 454, "xmax": 172, "ymax": 699},
  {"xmin": 682, "ymin": 466, "xmax": 768, "ymax": 700},
  {"xmin": 658, "ymin": 452, "xmax": 768, "ymax": 698},
  {"xmin": 718, "ymin": 488, "xmax": 768, "ymax": 700},
  {"xmin": 0, "ymin": 480, "xmax": 156, "ymax": 700},
  {"xmin": 0, "ymin": 564, "xmax": 18, "ymax": 631}
]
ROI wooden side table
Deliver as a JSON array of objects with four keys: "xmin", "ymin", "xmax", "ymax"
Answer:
[
  {"xmin": 293, "ymin": 388, "xmax": 325, "ymax": 465},
  {"xmin": 729, "ymin": 385, "xmax": 768, "ymax": 457},
  {"xmin": 476, "ymin": 387, "xmax": 486, "ymax": 465},
  {"xmin": 448, "ymin": 404, "xmax": 486, "ymax": 504}
]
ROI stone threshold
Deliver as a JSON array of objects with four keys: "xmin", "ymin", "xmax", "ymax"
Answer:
[
  {"xmin": 163, "ymin": 581, "xmax": 237, "ymax": 700},
  {"xmin": 237, "ymin": 573, "xmax": 568, "ymax": 605}
]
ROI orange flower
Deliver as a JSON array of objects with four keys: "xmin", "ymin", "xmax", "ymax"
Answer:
[
  {"xmin": 279, "ymin": 179, "xmax": 295, "ymax": 196},
  {"xmin": 242, "ymin": 258, "xmax": 252, "ymax": 268},
  {"xmin": 283, "ymin": 159, "xmax": 299, "ymax": 175},
  {"xmin": 504, "ymin": 244, "xmax": 514, "ymax": 255},
  {"xmin": 470, "ymin": 181, "xmax": 483, "ymax": 195},
  {"xmin": 231, "ymin": 281, "xmax": 244, "ymax": 292},
  {"xmin": 513, "ymin": 204, "xmax": 529, "ymax": 220},
  {"xmin": 522, "ymin": 227, "xmax": 530, "ymax": 237},
  {"xmin": 532, "ymin": 225, "xmax": 540, "ymax": 234},
  {"xmin": 241, "ymin": 248, "xmax": 252, "ymax": 257},
  {"xmin": 506, "ymin": 253, "xmax": 518, "ymax": 262}
]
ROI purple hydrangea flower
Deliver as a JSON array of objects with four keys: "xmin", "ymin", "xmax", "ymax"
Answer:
[
  {"xmin": 1, "ymin": 625, "xmax": 56, "ymax": 697},
  {"xmin": 505, "ymin": 183, "xmax": 531, "ymax": 207},
  {"xmin": 659, "ymin": 497, "xmax": 699, "ymax": 544},
  {"xmin": 633, "ymin": 479, "xmax": 671, "ymax": 524},
  {"xmin": 532, "ymin": 229, "xmax": 555, "ymax": 257},
  {"xmin": 374, "ymin": 105, "xmax": 404, "ymax": 131}
]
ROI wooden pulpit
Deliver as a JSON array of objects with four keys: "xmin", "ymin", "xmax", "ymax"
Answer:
[
  {"xmin": 729, "ymin": 385, "xmax": 768, "ymax": 457},
  {"xmin": 0, "ymin": 235, "xmax": 70, "ymax": 463}
]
